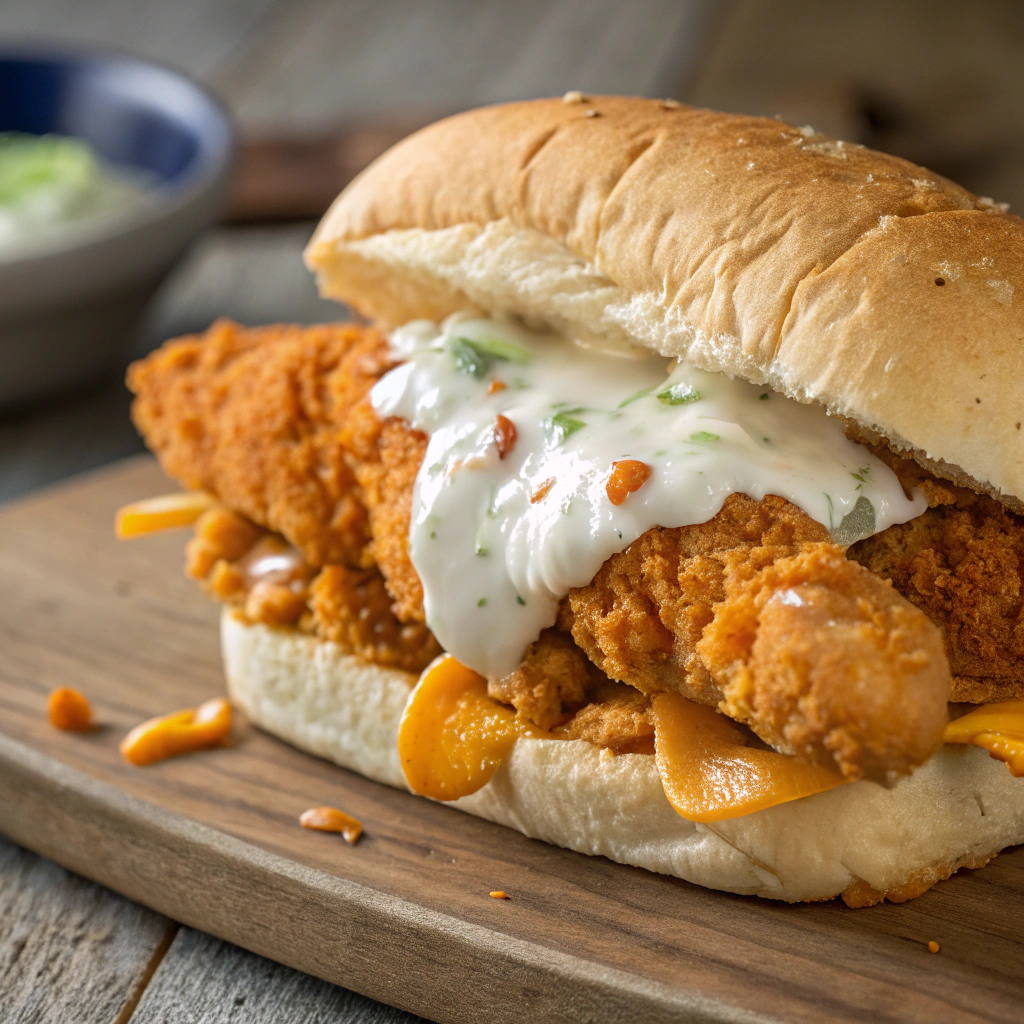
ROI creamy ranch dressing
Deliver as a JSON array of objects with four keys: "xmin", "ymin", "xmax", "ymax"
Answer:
[{"xmin": 372, "ymin": 316, "xmax": 927, "ymax": 678}]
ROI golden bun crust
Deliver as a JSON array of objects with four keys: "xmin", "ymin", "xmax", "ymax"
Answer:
[{"xmin": 305, "ymin": 96, "xmax": 1024, "ymax": 504}]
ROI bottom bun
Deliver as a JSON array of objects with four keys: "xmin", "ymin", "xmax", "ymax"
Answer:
[{"xmin": 221, "ymin": 611, "xmax": 1024, "ymax": 905}]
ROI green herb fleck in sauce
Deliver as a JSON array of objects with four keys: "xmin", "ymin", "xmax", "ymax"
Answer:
[
  {"xmin": 458, "ymin": 335, "xmax": 530, "ymax": 364},
  {"xmin": 618, "ymin": 386, "xmax": 652, "ymax": 408},
  {"xmin": 477, "ymin": 597, "xmax": 487, "ymax": 607},
  {"xmin": 657, "ymin": 383, "xmax": 702, "ymax": 406},
  {"xmin": 689, "ymin": 431, "xmax": 720, "ymax": 442},
  {"xmin": 546, "ymin": 411, "xmax": 587, "ymax": 445},
  {"xmin": 486, "ymin": 488, "xmax": 500, "ymax": 518},
  {"xmin": 759, "ymin": 393, "xmax": 770, "ymax": 400},
  {"xmin": 851, "ymin": 466, "xmax": 871, "ymax": 491},
  {"xmin": 448, "ymin": 337, "xmax": 490, "ymax": 378},
  {"xmin": 516, "ymin": 595, "xmax": 526, "ymax": 606},
  {"xmin": 448, "ymin": 335, "xmax": 530, "ymax": 379}
]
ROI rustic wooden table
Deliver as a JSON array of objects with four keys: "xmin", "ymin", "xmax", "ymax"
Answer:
[
  {"xmin": 5, "ymin": 1, "xmax": 1023, "ymax": 1019},
  {"xmin": 0, "ymin": 1, "xmax": 721, "ymax": 1020}
]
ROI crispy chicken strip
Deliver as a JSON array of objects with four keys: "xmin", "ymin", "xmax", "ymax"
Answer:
[
  {"xmin": 565, "ymin": 494, "xmax": 952, "ymax": 780},
  {"xmin": 564, "ymin": 494, "xmax": 830, "ymax": 703},
  {"xmin": 698, "ymin": 544, "xmax": 951, "ymax": 781},
  {"xmin": 845, "ymin": 438, "xmax": 1024, "ymax": 701},
  {"xmin": 129, "ymin": 319, "xmax": 392, "ymax": 568},
  {"xmin": 850, "ymin": 483, "xmax": 1024, "ymax": 703},
  {"xmin": 342, "ymin": 402, "xmax": 429, "ymax": 623},
  {"xmin": 343, "ymin": 413, "xmax": 952, "ymax": 778},
  {"xmin": 129, "ymin": 322, "xmax": 1024, "ymax": 697}
]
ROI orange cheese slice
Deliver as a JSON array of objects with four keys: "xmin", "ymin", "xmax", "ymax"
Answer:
[
  {"xmin": 943, "ymin": 699, "xmax": 1024, "ymax": 777},
  {"xmin": 398, "ymin": 655, "xmax": 545, "ymax": 800},
  {"xmin": 651, "ymin": 691, "xmax": 845, "ymax": 822},
  {"xmin": 398, "ymin": 656, "xmax": 845, "ymax": 817},
  {"xmin": 119, "ymin": 698, "xmax": 232, "ymax": 766},
  {"xmin": 115, "ymin": 491, "xmax": 217, "ymax": 538}
]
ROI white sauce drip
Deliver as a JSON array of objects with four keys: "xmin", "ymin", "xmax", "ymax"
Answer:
[{"xmin": 372, "ymin": 316, "xmax": 926, "ymax": 678}]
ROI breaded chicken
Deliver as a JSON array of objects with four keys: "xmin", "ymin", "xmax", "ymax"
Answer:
[
  {"xmin": 564, "ymin": 494, "xmax": 830, "ymax": 704},
  {"xmin": 845, "ymin": 434, "xmax": 1024, "ymax": 702},
  {"xmin": 183, "ymin": 504, "xmax": 440, "ymax": 674},
  {"xmin": 309, "ymin": 565, "xmax": 441, "ymax": 672},
  {"xmin": 851, "ymin": 486, "xmax": 1024, "ymax": 703},
  {"xmin": 129, "ymin": 319, "xmax": 392, "ymax": 568},
  {"xmin": 130, "ymin": 321, "xmax": 1020, "ymax": 779},
  {"xmin": 698, "ymin": 544, "xmax": 950, "ymax": 781},
  {"xmin": 487, "ymin": 628, "xmax": 606, "ymax": 730},
  {"xmin": 562, "ymin": 681, "xmax": 655, "ymax": 754},
  {"xmin": 342, "ymin": 402, "xmax": 430, "ymax": 624},
  {"xmin": 565, "ymin": 495, "xmax": 951, "ymax": 780}
]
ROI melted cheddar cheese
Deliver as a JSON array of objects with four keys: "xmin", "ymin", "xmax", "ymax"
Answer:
[
  {"xmin": 943, "ymin": 699, "xmax": 1024, "ymax": 777},
  {"xmin": 650, "ymin": 692, "xmax": 845, "ymax": 822},
  {"xmin": 116, "ymin": 491, "xmax": 216, "ymax": 538},
  {"xmin": 398, "ymin": 655, "xmax": 546, "ymax": 800},
  {"xmin": 399, "ymin": 656, "xmax": 847, "ymax": 817}
]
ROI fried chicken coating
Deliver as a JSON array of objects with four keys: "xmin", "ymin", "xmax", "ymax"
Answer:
[
  {"xmin": 850, "ymin": 487, "xmax": 1024, "ymax": 703},
  {"xmin": 487, "ymin": 628, "xmax": 606, "ymax": 730},
  {"xmin": 488, "ymin": 637, "xmax": 655, "ymax": 752},
  {"xmin": 565, "ymin": 494, "xmax": 829, "ymax": 704},
  {"xmin": 698, "ymin": 545, "xmax": 951, "ymax": 781},
  {"xmin": 342, "ymin": 403, "xmax": 429, "ymax": 623},
  {"xmin": 128, "ymin": 319, "xmax": 392, "ymax": 569},
  {"xmin": 563, "ymin": 682, "xmax": 655, "ymax": 755},
  {"xmin": 309, "ymin": 565, "xmax": 441, "ymax": 672},
  {"xmin": 183, "ymin": 505, "xmax": 439, "ymax": 673},
  {"xmin": 566, "ymin": 494, "xmax": 952, "ymax": 780}
]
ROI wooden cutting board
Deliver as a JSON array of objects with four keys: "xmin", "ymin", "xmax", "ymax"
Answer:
[{"xmin": 1, "ymin": 457, "xmax": 1022, "ymax": 1024}]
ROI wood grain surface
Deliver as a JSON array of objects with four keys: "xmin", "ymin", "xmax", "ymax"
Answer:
[
  {"xmin": 130, "ymin": 927, "xmax": 424, "ymax": 1023},
  {"xmin": 0, "ymin": 457, "xmax": 1022, "ymax": 1024},
  {"xmin": 0, "ymin": 837, "xmax": 176, "ymax": 1024}
]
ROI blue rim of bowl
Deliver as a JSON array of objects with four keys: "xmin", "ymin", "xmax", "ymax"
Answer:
[{"xmin": 0, "ymin": 42, "xmax": 236, "ymax": 267}]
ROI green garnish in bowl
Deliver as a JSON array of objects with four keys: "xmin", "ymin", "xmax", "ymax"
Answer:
[{"xmin": 0, "ymin": 133, "xmax": 150, "ymax": 254}]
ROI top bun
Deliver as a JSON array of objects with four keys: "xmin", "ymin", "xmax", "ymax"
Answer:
[{"xmin": 305, "ymin": 96, "xmax": 1024, "ymax": 506}]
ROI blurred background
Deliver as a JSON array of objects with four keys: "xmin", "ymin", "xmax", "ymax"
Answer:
[{"xmin": 2, "ymin": 0, "xmax": 1023, "ymax": 503}]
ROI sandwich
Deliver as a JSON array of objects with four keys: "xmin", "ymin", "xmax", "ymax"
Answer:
[{"xmin": 123, "ymin": 95, "xmax": 1024, "ymax": 905}]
